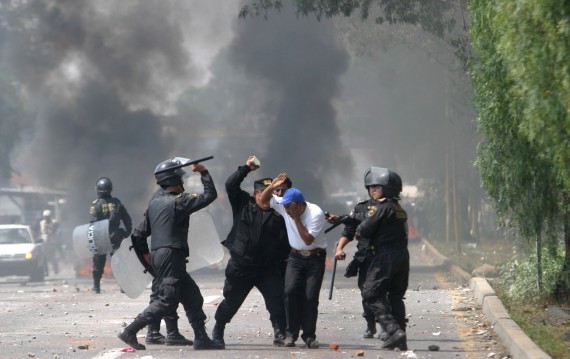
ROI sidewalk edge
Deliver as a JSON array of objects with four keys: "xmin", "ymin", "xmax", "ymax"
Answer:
[{"xmin": 421, "ymin": 238, "xmax": 553, "ymax": 359}]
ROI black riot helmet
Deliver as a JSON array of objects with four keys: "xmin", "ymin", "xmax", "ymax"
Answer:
[
  {"xmin": 96, "ymin": 177, "xmax": 113, "ymax": 196},
  {"xmin": 154, "ymin": 159, "xmax": 186, "ymax": 187},
  {"xmin": 363, "ymin": 167, "xmax": 402, "ymax": 198}
]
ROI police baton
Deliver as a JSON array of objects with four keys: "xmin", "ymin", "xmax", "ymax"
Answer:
[
  {"xmin": 325, "ymin": 214, "xmax": 349, "ymax": 234},
  {"xmin": 154, "ymin": 155, "xmax": 214, "ymax": 174},
  {"xmin": 328, "ymin": 241, "xmax": 338, "ymax": 300}
]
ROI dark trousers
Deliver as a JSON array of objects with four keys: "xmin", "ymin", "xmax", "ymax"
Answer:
[
  {"xmin": 215, "ymin": 257, "xmax": 286, "ymax": 329},
  {"xmin": 361, "ymin": 247, "xmax": 409, "ymax": 332},
  {"xmin": 140, "ymin": 247, "xmax": 206, "ymax": 326},
  {"xmin": 357, "ymin": 253, "xmax": 376, "ymax": 325},
  {"xmin": 92, "ymin": 247, "xmax": 118, "ymax": 282},
  {"xmin": 92, "ymin": 254, "xmax": 107, "ymax": 283},
  {"xmin": 283, "ymin": 251, "xmax": 326, "ymax": 342},
  {"xmin": 149, "ymin": 277, "xmax": 179, "ymax": 325}
]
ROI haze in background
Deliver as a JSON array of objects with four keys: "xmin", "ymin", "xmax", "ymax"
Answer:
[{"xmin": 0, "ymin": 1, "xmax": 477, "ymax": 242}]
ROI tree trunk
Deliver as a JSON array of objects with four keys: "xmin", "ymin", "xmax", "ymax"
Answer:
[
  {"xmin": 558, "ymin": 192, "xmax": 570, "ymax": 300},
  {"xmin": 536, "ymin": 234, "xmax": 543, "ymax": 294},
  {"xmin": 452, "ymin": 149, "xmax": 461, "ymax": 253},
  {"xmin": 445, "ymin": 151, "xmax": 451, "ymax": 245}
]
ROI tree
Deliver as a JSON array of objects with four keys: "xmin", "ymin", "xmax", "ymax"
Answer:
[{"xmin": 469, "ymin": 0, "xmax": 569, "ymax": 298}]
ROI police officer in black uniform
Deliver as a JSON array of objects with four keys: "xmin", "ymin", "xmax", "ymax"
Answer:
[
  {"xmin": 327, "ymin": 203, "xmax": 386, "ymax": 340},
  {"xmin": 90, "ymin": 177, "xmax": 132, "ymax": 294},
  {"xmin": 211, "ymin": 155, "xmax": 290, "ymax": 349},
  {"xmin": 117, "ymin": 158, "xmax": 221, "ymax": 350},
  {"xmin": 356, "ymin": 167, "xmax": 409, "ymax": 350}
]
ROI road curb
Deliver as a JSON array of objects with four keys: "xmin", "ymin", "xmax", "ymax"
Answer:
[{"xmin": 421, "ymin": 238, "xmax": 552, "ymax": 359}]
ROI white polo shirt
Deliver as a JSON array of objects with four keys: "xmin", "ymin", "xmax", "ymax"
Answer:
[{"xmin": 270, "ymin": 195, "xmax": 327, "ymax": 251}]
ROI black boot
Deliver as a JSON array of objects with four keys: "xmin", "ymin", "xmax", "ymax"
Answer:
[
  {"xmin": 145, "ymin": 320, "xmax": 165, "ymax": 345},
  {"xmin": 272, "ymin": 322, "xmax": 286, "ymax": 347},
  {"xmin": 378, "ymin": 315, "xmax": 406, "ymax": 349},
  {"xmin": 363, "ymin": 318, "xmax": 377, "ymax": 338},
  {"xmin": 118, "ymin": 316, "xmax": 147, "ymax": 350},
  {"xmin": 165, "ymin": 317, "xmax": 193, "ymax": 346},
  {"xmin": 192, "ymin": 323, "xmax": 224, "ymax": 350},
  {"xmin": 211, "ymin": 322, "xmax": 226, "ymax": 349}
]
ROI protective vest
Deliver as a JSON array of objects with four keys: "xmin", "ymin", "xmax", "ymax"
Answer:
[
  {"xmin": 148, "ymin": 194, "xmax": 189, "ymax": 254},
  {"xmin": 90, "ymin": 195, "xmax": 131, "ymax": 245},
  {"xmin": 359, "ymin": 198, "xmax": 408, "ymax": 250}
]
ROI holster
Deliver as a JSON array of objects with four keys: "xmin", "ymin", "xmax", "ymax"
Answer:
[
  {"xmin": 344, "ymin": 258, "xmax": 359, "ymax": 278},
  {"xmin": 130, "ymin": 236, "xmax": 155, "ymax": 277}
]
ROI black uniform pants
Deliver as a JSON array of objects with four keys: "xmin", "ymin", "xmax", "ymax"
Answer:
[
  {"xmin": 92, "ymin": 247, "xmax": 117, "ymax": 282},
  {"xmin": 149, "ymin": 277, "xmax": 179, "ymax": 325},
  {"xmin": 284, "ymin": 251, "xmax": 326, "ymax": 342},
  {"xmin": 361, "ymin": 247, "xmax": 409, "ymax": 332},
  {"xmin": 214, "ymin": 257, "xmax": 286, "ymax": 329},
  {"xmin": 140, "ymin": 247, "xmax": 206, "ymax": 326},
  {"xmin": 357, "ymin": 252, "xmax": 376, "ymax": 325}
]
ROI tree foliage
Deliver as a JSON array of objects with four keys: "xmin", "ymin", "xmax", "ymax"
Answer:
[
  {"xmin": 469, "ymin": 0, "xmax": 570, "ymax": 296},
  {"xmin": 240, "ymin": 0, "xmax": 460, "ymax": 39}
]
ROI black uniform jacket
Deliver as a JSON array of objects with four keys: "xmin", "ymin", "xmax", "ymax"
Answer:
[
  {"xmin": 90, "ymin": 194, "xmax": 132, "ymax": 246},
  {"xmin": 131, "ymin": 170, "xmax": 217, "ymax": 258},
  {"xmin": 341, "ymin": 199, "xmax": 372, "ymax": 262},
  {"xmin": 223, "ymin": 165, "xmax": 290, "ymax": 267},
  {"xmin": 357, "ymin": 197, "xmax": 408, "ymax": 249}
]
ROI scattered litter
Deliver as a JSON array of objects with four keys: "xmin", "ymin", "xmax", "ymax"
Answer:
[
  {"xmin": 428, "ymin": 345, "xmax": 440, "ymax": 351},
  {"xmin": 356, "ymin": 349, "xmax": 365, "ymax": 356},
  {"xmin": 77, "ymin": 344, "xmax": 89, "ymax": 350},
  {"xmin": 487, "ymin": 352, "xmax": 496, "ymax": 358},
  {"xmin": 120, "ymin": 347, "xmax": 135, "ymax": 352},
  {"xmin": 329, "ymin": 343, "xmax": 339, "ymax": 350},
  {"xmin": 432, "ymin": 331, "xmax": 441, "ymax": 336}
]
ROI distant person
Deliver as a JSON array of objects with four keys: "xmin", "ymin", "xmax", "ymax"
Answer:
[
  {"xmin": 118, "ymin": 158, "xmax": 222, "ymax": 351},
  {"xmin": 89, "ymin": 177, "xmax": 132, "ymax": 294},
  {"xmin": 211, "ymin": 156, "xmax": 290, "ymax": 349},
  {"xmin": 39, "ymin": 209, "xmax": 59, "ymax": 275},
  {"xmin": 260, "ymin": 174, "xmax": 327, "ymax": 349}
]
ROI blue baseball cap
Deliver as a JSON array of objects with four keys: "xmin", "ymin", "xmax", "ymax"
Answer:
[{"xmin": 281, "ymin": 187, "xmax": 305, "ymax": 205}]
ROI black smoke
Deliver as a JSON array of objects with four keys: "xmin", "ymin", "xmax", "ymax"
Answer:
[
  {"xmin": 0, "ymin": 1, "xmax": 226, "ymax": 230},
  {"xmin": 224, "ymin": 5, "xmax": 352, "ymax": 212}
]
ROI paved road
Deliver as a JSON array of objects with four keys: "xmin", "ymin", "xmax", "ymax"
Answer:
[{"xmin": 0, "ymin": 240, "xmax": 509, "ymax": 359}]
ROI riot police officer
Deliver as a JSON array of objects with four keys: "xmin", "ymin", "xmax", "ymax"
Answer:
[
  {"xmin": 327, "ymin": 200, "xmax": 386, "ymax": 339},
  {"xmin": 211, "ymin": 156, "xmax": 290, "ymax": 349},
  {"xmin": 357, "ymin": 167, "xmax": 409, "ymax": 350},
  {"xmin": 117, "ymin": 158, "xmax": 221, "ymax": 350},
  {"xmin": 90, "ymin": 177, "xmax": 132, "ymax": 294}
]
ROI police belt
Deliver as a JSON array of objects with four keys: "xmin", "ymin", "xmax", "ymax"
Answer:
[
  {"xmin": 370, "ymin": 240, "xmax": 407, "ymax": 252},
  {"xmin": 291, "ymin": 247, "xmax": 326, "ymax": 257}
]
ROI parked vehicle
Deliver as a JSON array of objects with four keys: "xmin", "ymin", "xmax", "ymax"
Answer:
[{"xmin": 0, "ymin": 224, "xmax": 45, "ymax": 282}]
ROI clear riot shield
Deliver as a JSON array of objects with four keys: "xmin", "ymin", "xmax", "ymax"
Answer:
[
  {"xmin": 111, "ymin": 238, "xmax": 153, "ymax": 299},
  {"xmin": 186, "ymin": 210, "xmax": 224, "ymax": 272},
  {"xmin": 111, "ymin": 210, "xmax": 224, "ymax": 299},
  {"xmin": 72, "ymin": 219, "xmax": 112, "ymax": 259}
]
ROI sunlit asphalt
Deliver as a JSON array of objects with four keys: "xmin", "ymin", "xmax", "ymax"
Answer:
[{"xmin": 0, "ymin": 240, "xmax": 509, "ymax": 359}]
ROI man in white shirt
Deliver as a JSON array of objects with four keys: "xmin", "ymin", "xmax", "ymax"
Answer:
[{"xmin": 260, "ymin": 173, "xmax": 327, "ymax": 349}]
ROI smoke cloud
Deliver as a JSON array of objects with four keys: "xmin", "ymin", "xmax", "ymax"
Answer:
[{"xmin": 0, "ymin": 1, "xmax": 478, "ymax": 245}]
